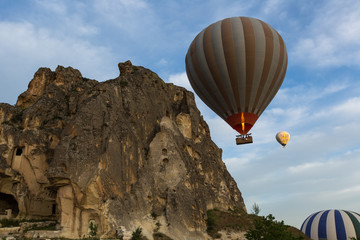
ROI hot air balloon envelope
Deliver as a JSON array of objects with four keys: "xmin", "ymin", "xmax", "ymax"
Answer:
[
  {"xmin": 276, "ymin": 131, "xmax": 290, "ymax": 147},
  {"xmin": 301, "ymin": 210, "xmax": 360, "ymax": 240},
  {"xmin": 185, "ymin": 17, "xmax": 288, "ymax": 136}
]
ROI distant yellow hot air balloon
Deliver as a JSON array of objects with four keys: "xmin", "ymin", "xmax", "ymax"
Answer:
[{"xmin": 276, "ymin": 131, "xmax": 290, "ymax": 147}]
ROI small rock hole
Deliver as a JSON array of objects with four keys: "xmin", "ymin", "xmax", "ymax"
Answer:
[{"xmin": 15, "ymin": 148, "xmax": 23, "ymax": 156}]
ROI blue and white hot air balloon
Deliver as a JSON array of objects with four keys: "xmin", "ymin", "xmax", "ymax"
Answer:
[{"xmin": 301, "ymin": 209, "xmax": 360, "ymax": 240}]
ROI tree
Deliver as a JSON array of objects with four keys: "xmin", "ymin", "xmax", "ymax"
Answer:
[
  {"xmin": 245, "ymin": 214, "xmax": 304, "ymax": 240},
  {"xmin": 251, "ymin": 203, "xmax": 261, "ymax": 216}
]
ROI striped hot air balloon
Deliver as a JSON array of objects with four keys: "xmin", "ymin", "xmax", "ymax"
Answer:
[
  {"xmin": 185, "ymin": 17, "xmax": 287, "ymax": 135},
  {"xmin": 301, "ymin": 209, "xmax": 360, "ymax": 240}
]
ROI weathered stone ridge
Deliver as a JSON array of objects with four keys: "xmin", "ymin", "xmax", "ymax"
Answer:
[{"xmin": 0, "ymin": 61, "xmax": 245, "ymax": 239}]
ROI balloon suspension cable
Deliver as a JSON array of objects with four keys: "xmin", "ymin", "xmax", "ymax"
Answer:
[{"xmin": 236, "ymin": 133, "xmax": 252, "ymax": 139}]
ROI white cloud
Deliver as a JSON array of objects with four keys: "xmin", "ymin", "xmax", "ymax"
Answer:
[
  {"xmin": 93, "ymin": 0, "xmax": 158, "ymax": 38},
  {"xmin": 167, "ymin": 72, "xmax": 193, "ymax": 92},
  {"xmin": 93, "ymin": 0, "xmax": 148, "ymax": 23},
  {"xmin": 210, "ymin": 1, "xmax": 253, "ymax": 22},
  {"xmin": 34, "ymin": 0, "xmax": 98, "ymax": 37},
  {"xmin": 273, "ymin": 81, "xmax": 349, "ymax": 108},
  {"xmin": 0, "ymin": 20, "xmax": 115, "ymax": 104},
  {"xmin": 0, "ymin": 21, "xmax": 112, "ymax": 73},
  {"xmin": 288, "ymin": 161, "xmax": 327, "ymax": 174},
  {"xmin": 291, "ymin": 0, "xmax": 360, "ymax": 68},
  {"xmin": 262, "ymin": 0, "xmax": 287, "ymax": 15},
  {"xmin": 332, "ymin": 97, "xmax": 360, "ymax": 116},
  {"xmin": 224, "ymin": 156, "xmax": 251, "ymax": 168},
  {"xmin": 336, "ymin": 185, "xmax": 360, "ymax": 195},
  {"xmin": 156, "ymin": 58, "xmax": 168, "ymax": 67},
  {"xmin": 323, "ymin": 81, "xmax": 349, "ymax": 95},
  {"xmin": 35, "ymin": 0, "xmax": 67, "ymax": 15}
]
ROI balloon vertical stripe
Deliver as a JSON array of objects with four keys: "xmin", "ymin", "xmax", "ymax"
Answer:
[
  {"xmin": 341, "ymin": 210, "xmax": 355, "ymax": 239},
  {"xmin": 305, "ymin": 212, "xmax": 319, "ymax": 238},
  {"xmin": 252, "ymin": 21, "xmax": 274, "ymax": 113},
  {"xmin": 327, "ymin": 210, "xmax": 337, "ymax": 240},
  {"xmin": 345, "ymin": 211, "xmax": 360, "ymax": 238},
  {"xmin": 255, "ymin": 25, "xmax": 281, "ymax": 115},
  {"xmin": 335, "ymin": 210, "xmax": 347, "ymax": 240},
  {"xmin": 230, "ymin": 17, "xmax": 246, "ymax": 113},
  {"xmin": 257, "ymin": 33, "xmax": 287, "ymax": 116},
  {"xmin": 186, "ymin": 45, "xmax": 227, "ymax": 118},
  {"xmin": 300, "ymin": 214, "xmax": 309, "ymax": 233},
  {"xmin": 212, "ymin": 20, "xmax": 238, "ymax": 113},
  {"xmin": 310, "ymin": 211, "xmax": 322, "ymax": 238},
  {"xmin": 248, "ymin": 18, "xmax": 266, "ymax": 113},
  {"xmin": 195, "ymin": 30, "xmax": 230, "ymax": 115},
  {"xmin": 221, "ymin": 18, "xmax": 241, "ymax": 112},
  {"xmin": 189, "ymin": 31, "xmax": 230, "ymax": 118},
  {"xmin": 203, "ymin": 25, "xmax": 233, "ymax": 115},
  {"xmin": 318, "ymin": 210, "xmax": 329, "ymax": 239},
  {"xmin": 241, "ymin": 17, "xmax": 256, "ymax": 113}
]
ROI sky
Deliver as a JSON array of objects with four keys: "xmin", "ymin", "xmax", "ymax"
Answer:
[{"xmin": 1, "ymin": 0, "xmax": 360, "ymax": 229}]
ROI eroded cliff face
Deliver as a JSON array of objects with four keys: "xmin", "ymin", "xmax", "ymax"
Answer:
[{"xmin": 0, "ymin": 61, "xmax": 245, "ymax": 239}]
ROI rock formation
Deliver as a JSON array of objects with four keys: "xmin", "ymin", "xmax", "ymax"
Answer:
[{"xmin": 0, "ymin": 61, "xmax": 246, "ymax": 239}]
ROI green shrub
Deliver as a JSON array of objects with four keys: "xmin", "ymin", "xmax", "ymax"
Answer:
[
  {"xmin": 89, "ymin": 221, "xmax": 98, "ymax": 238},
  {"xmin": 245, "ymin": 214, "xmax": 304, "ymax": 240},
  {"xmin": 151, "ymin": 212, "xmax": 158, "ymax": 219},
  {"xmin": 131, "ymin": 227, "xmax": 144, "ymax": 240},
  {"xmin": 120, "ymin": 80, "xmax": 128, "ymax": 87},
  {"xmin": 0, "ymin": 218, "xmax": 20, "ymax": 227},
  {"xmin": 153, "ymin": 232, "xmax": 173, "ymax": 240},
  {"xmin": 206, "ymin": 210, "xmax": 217, "ymax": 231}
]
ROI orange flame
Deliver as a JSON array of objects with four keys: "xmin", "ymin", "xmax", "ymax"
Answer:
[{"xmin": 241, "ymin": 112, "xmax": 245, "ymax": 132}]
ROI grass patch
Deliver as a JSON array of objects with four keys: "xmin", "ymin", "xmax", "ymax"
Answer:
[
  {"xmin": 23, "ymin": 222, "xmax": 57, "ymax": 232},
  {"xmin": 206, "ymin": 208, "xmax": 254, "ymax": 237},
  {"xmin": 0, "ymin": 218, "xmax": 21, "ymax": 227},
  {"xmin": 0, "ymin": 218, "xmax": 56, "ymax": 228}
]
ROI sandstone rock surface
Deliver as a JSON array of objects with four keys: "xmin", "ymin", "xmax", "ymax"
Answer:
[{"xmin": 0, "ymin": 61, "xmax": 245, "ymax": 239}]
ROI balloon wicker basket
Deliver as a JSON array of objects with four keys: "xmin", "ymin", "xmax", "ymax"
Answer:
[{"xmin": 236, "ymin": 134, "xmax": 253, "ymax": 145}]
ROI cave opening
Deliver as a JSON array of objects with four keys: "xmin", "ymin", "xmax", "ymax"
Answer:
[
  {"xmin": 52, "ymin": 203, "xmax": 57, "ymax": 215},
  {"xmin": 0, "ymin": 192, "xmax": 19, "ymax": 218},
  {"xmin": 15, "ymin": 148, "xmax": 23, "ymax": 156}
]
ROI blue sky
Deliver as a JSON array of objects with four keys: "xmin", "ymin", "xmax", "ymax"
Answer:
[{"xmin": 1, "ymin": 0, "xmax": 360, "ymax": 229}]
